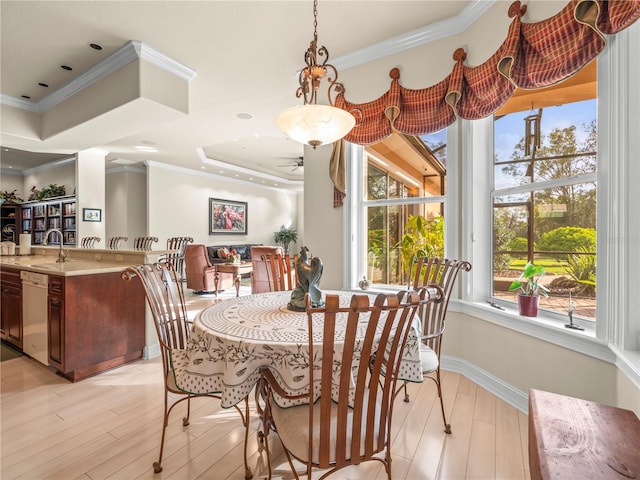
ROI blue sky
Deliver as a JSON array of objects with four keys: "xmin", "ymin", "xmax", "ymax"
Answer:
[{"xmin": 495, "ymin": 99, "xmax": 597, "ymax": 162}]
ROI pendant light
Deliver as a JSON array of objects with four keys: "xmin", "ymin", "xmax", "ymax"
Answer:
[{"xmin": 276, "ymin": 0, "xmax": 355, "ymax": 149}]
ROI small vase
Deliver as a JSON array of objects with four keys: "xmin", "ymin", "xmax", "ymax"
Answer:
[
  {"xmin": 518, "ymin": 294, "xmax": 539, "ymax": 317},
  {"xmin": 359, "ymin": 276, "xmax": 370, "ymax": 290}
]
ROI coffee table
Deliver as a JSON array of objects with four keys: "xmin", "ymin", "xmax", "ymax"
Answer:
[{"xmin": 215, "ymin": 262, "xmax": 252, "ymax": 297}]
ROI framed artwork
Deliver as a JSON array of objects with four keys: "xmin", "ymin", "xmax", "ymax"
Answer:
[
  {"xmin": 82, "ymin": 208, "xmax": 102, "ymax": 222},
  {"xmin": 209, "ymin": 198, "xmax": 247, "ymax": 234}
]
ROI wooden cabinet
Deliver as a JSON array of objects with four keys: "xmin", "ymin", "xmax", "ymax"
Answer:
[
  {"xmin": 1, "ymin": 202, "xmax": 19, "ymax": 243},
  {"xmin": 20, "ymin": 196, "xmax": 76, "ymax": 246},
  {"xmin": 1, "ymin": 268, "xmax": 22, "ymax": 349},
  {"xmin": 47, "ymin": 272, "xmax": 145, "ymax": 381}
]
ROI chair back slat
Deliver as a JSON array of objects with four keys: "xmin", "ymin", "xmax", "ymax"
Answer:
[
  {"xmin": 305, "ymin": 288, "xmax": 429, "ymax": 472},
  {"xmin": 161, "ymin": 237, "xmax": 193, "ymax": 281},
  {"xmin": 134, "ymin": 236, "xmax": 159, "ymax": 250},
  {"xmin": 411, "ymin": 257, "xmax": 472, "ymax": 352},
  {"xmin": 108, "ymin": 236, "xmax": 128, "ymax": 249},
  {"xmin": 121, "ymin": 262, "xmax": 190, "ymax": 375},
  {"xmin": 261, "ymin": 253, "xmax": 298, "ymax": 292},
  {"xmin": 80, "ymin": 236, "xmax": 101, "ymax": 248}
]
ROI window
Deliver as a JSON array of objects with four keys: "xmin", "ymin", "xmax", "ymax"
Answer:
[
  {"xmin": 492, "ymin": 100, "xmax": 597, "ymax": 320},
  {"xmin": 360, "ymin": 131, "xmax": 447, "ymax": 288}
]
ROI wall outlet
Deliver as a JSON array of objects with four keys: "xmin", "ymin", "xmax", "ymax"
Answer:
[{"xmin": 115, "ymin": 254, "xmax": 123, "ymax": 262}]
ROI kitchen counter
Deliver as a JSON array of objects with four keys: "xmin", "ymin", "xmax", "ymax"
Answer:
[
  {"xmin": 0, "ymin": 246, "xmax": 169, "ymax": 276},
  {"xmin": 0, "ymin": 246, "xmax": 168, "ymax": 381}
]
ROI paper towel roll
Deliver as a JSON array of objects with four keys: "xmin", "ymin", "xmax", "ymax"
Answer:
[{"xmin": 19, "ymin": 233, "xmax": 31, "ymax": 255}]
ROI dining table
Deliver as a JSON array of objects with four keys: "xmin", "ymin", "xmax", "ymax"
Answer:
[{"xmin": 170, "ymin": 290, "xmax": 430, "ymax": 409}]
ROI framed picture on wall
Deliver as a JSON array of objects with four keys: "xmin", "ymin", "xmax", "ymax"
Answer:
[
  {"xmin": 82, "ymin": 208, "xmax": 102, "ymax": 222},
  {"xmin": 209, "ymin": 198, "xmax": 247, "ymax": 234}
]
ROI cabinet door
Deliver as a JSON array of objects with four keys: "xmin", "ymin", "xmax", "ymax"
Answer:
[
  {"xmin": 48, "ymin": 295, "xmax": 64, "ymax": 369},
  {"xmin": 1, "ymin": 283, "xmax": 23, "ymax": 349}
]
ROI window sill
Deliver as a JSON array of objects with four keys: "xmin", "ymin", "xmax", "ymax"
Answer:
[
  {"xmin": 346, "ymin": 287, "xmax": 639, "ymax": 388},
  {"xmin": 454, "ymin": 300, "xmax": 615, "ymax": 363}
]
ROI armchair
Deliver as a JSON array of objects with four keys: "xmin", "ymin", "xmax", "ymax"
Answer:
[{"xmin": 184, "ymin": 244, "xmax": 233, "ymax": 293}]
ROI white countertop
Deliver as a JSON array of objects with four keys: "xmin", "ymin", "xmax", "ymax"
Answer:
[{"xmin": 0, "ymin": 246, "xmax": 170, "ymax": 276}]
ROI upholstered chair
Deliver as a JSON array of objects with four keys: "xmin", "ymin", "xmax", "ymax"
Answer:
[{"xmin": 184, "ymin": 244, "xmax": 233, "ymax": 293}]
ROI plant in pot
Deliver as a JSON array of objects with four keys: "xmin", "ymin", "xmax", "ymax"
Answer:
[
  {"xmin": 396, "ymin": 214, "xmax": 444, "ymax": 288},
  {"xmin": 509, "ymin": 262, "xmax": 550, "ymax": 317},
  {"xmin": 273, "ymin": 225, "xmax": 298, "ymax": 255}
]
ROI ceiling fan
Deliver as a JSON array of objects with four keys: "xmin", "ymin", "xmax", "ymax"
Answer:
[{"xmin": 278, "ymin": 156, "xmax": 304, "ymax": 172}]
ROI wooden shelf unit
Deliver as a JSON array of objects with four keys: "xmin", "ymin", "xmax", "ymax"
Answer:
[
  {"xmin": 1, "ymin": 202, "xmax": 19, "ymax": 243},
  {"xmin": 20, "ymin": 196, "xmax": 76, "ymax": 246}
]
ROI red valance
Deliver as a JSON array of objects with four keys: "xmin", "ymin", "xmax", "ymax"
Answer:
[{"xmin": 335, "ymin": 0, "xmax": 640, "ymax": 145}]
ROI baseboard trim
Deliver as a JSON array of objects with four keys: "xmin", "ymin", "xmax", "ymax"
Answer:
[
  {"xmin": 441, "ymin": 355, "xmax": 529, "ymax": 414},
  {"xmin": 143, "ymin": 343, "xmax": 161, "ymax": 360}
]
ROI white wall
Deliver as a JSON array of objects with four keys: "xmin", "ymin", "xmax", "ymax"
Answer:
[
  {"xmin": 105, "ymin": 167, "xmax": 146, "ymax": 249},
  {"xmin": 76, "ymin": 149, "xmax": 106, "ymax": 242},
  {"xmin": 303, "ymin": 145, "xmax": 343, "ymax": 290},
  {"xmin": 21, "ymin": 158, "xmax": 75, "ymax": 201},
  {"xmin": 145, "ymin": 161, "xmax": 300, "ymax": 249},
  {"xmin": 0, "ymin": 171, "xmax": 24, "ymax": 199}
]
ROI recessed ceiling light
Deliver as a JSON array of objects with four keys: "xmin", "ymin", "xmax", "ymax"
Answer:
[
  {"xmin": 89, "ymin": 43, "xmax": 103, "ymax": 51},
  {"xmin": 134, "ymin": 145, "xmax": 157, "ymax": 152},
  {"xmin": 38, "ymin": 82, "xmax": 49, "ymax": 88},
  {"xmin": 236, "ymin": 113, "xmax": 253, "ymax": 120},
  {"xmin": 61, "ymin": 65, "xmax": 73, "ymax": 71},
  {"xmin": 201, "ymin": 166, "xmax": 205, "ymax": 170},
  {"xmin": 219, "ymin": 170, "xmax": 224, "ymax": 174},
  {"xmin": 21, "ymin": 95, "xmax": 31, "ymax": 99}
]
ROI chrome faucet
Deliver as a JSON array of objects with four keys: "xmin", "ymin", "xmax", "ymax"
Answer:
[{"xmin": 42, "ymin": 228, "xmax": 68, "ymax": 263}]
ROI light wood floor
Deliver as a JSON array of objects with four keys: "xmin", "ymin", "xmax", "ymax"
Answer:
[{"xmin": 1, "ymin": 289, "xmax": 531, "ymax": 480}]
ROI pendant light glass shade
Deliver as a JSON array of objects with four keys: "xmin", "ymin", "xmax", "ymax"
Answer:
[{"xmin": 277, "ymin": 104, "xmax": 355, "ymax": 149}]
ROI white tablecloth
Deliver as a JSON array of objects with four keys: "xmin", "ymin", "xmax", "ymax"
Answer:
[{"xmin": 171, "ymin": 291, "xmax": 423, "ymax": 408}]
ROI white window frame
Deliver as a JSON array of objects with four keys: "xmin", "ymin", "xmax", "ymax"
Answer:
[
  {"xmin": 344, "ymin": 136, "xmax": 450, "ymax": 292},
  {"xmin": 459, "ymin": 22, "xmax": 639, "ymax": 382}
]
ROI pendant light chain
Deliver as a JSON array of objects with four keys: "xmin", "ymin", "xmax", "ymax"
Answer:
[{"xmin": 313, "ymin": 0, "xmax": 318, "ymax": 42}]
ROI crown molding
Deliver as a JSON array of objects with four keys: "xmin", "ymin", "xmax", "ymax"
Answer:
[
  {"xmin": 196, "ymin": 148, "xmax": 304, "ymax": 186},
  {"xmin": 106, "ymin": 165, "xmax": 146, "ymax": 175},
  {"xmin": 22, "ymin": 155, "xmax": 76, "ymax": 175},
  {"xmin": 146, "ymin": 156, "xmax": 302, "ymax": 193},
  {"xmin": 2, "ymin": 40, "xmax": 196, "ymax": 114},
  {"xmin": 334, "ymin": 0, "xmax": 495, "ymax": 71}
]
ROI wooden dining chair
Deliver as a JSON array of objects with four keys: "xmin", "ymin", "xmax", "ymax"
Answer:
[
  {"xmin": 259, "ymin": 289, "xmax": 427, "ymax": 480},
  {"xmin": 133, "ymin": 236, "xmax": 158, "ymax": 250},
  {"xmin": 80, "ymin": 236, "xmax": 100, "ymax": 248},
  {"xmin": 107, "ymin": 236, "xmax": 128, "ymax": 249},
  {"xmin": 121, "ymin": 262, "xmax": 251, "ymax": 477},
  {"xmin": 404, "ymin": 257, "xmax": 472, "ymax": 434},
  {"xmin": 261, "ymin": 252, "xmax": 298, "ymax": 291}
]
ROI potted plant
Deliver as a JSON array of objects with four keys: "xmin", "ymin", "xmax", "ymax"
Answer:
[
  {"xmin": 273, "ymin": 225, "xmax": 298, "ymax": 255},
  {"xmin": 396, "ymin": 214, "xmax": 444, "ymax": 287},
  {"xmin": 509, "ymin": 262, "xmax": 550, "ymax": 317}
]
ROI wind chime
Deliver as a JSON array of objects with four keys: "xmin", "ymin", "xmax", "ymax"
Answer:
[{"xmin": 524, "ymin": 108, "xmax": 542, "ymax": 177}]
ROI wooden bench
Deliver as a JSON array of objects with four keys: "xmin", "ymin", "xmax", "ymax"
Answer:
[{"xmin": 529, "ymin": 389, "xmax": 640, "ymax": 479}]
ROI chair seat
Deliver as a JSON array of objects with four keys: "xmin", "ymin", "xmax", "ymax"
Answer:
[
  {"xmin": 270, "ymin": 393, "xmax": 383, "ymax": 465},
  {"xmin": 420, "ymin": 344, "xmax": 439, "ymax": 373}
]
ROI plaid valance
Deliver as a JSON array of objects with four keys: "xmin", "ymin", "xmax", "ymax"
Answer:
[{"xmin": 335, "ymin": 0, "xmax": 640, "ymax": 146}]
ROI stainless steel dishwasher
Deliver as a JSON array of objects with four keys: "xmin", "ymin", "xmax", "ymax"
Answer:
[{"xmin": 21, "ymin": 270, "xmax": 49, "ymax": 365}]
